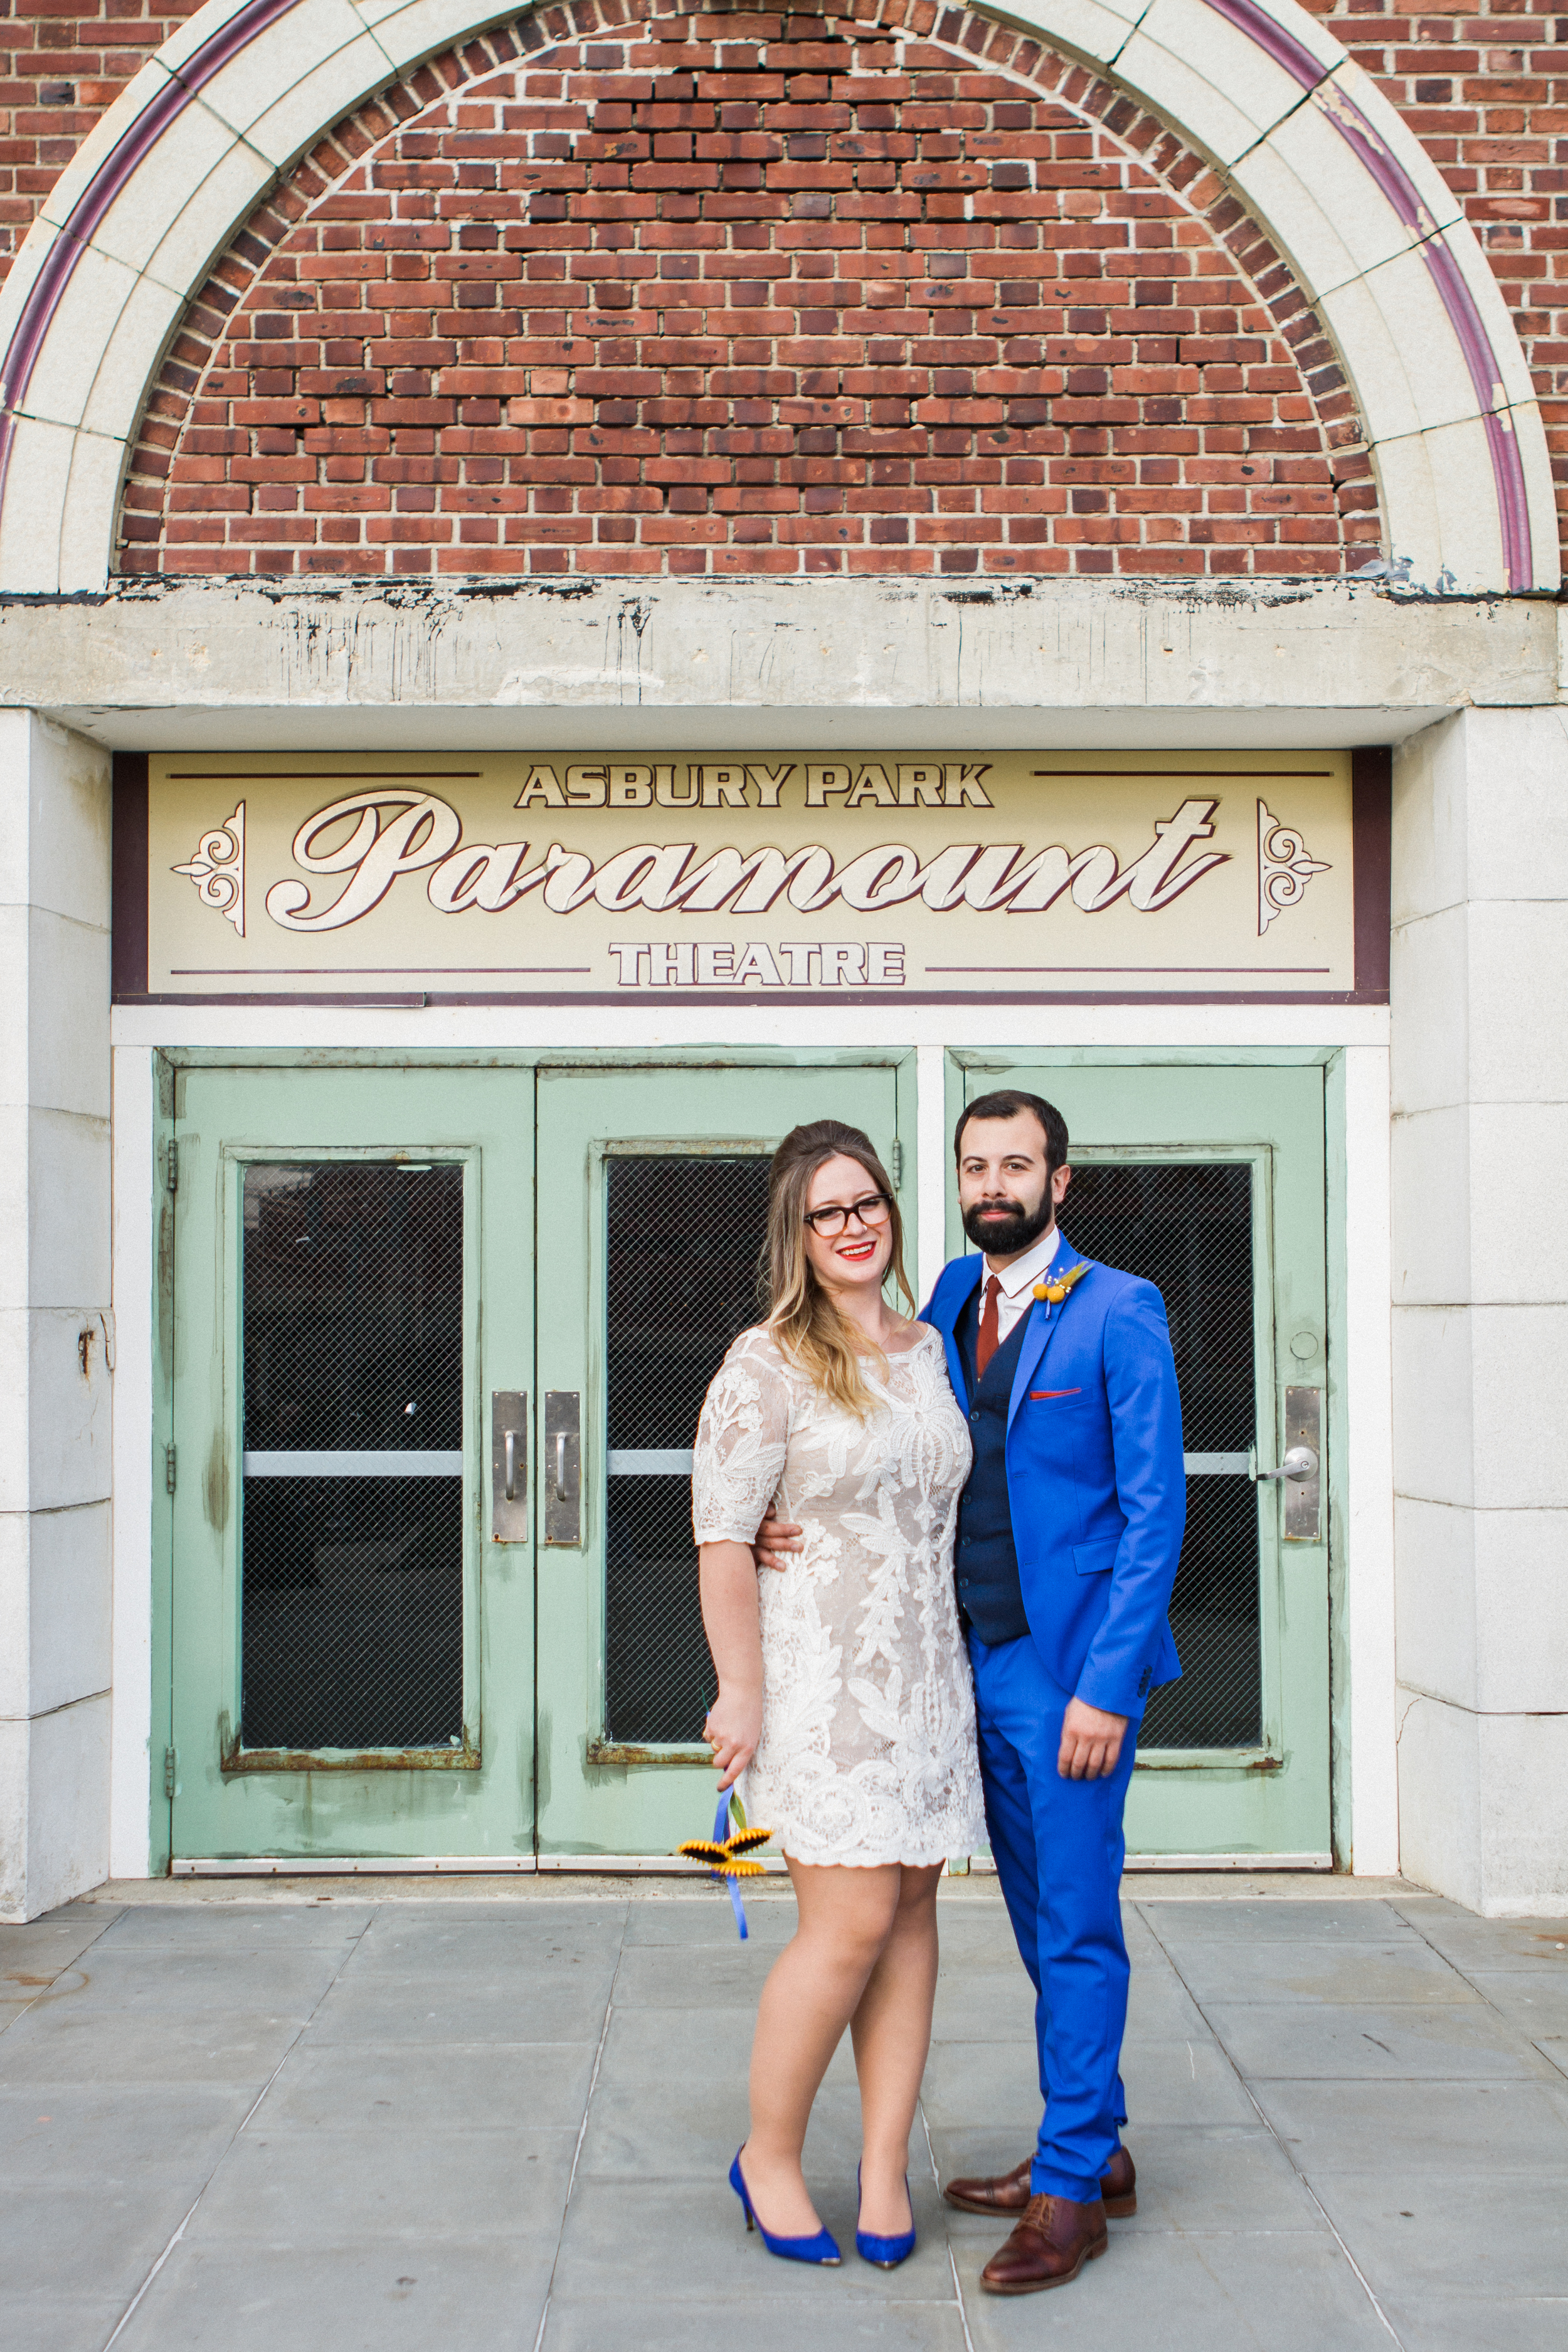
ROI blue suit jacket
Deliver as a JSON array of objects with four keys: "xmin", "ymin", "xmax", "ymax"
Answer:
[{"xmin": 924, "ymin": 1235, "xmax": 1185, "ymax": 1720}]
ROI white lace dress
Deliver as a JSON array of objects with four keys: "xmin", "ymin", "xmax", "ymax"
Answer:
[{"xmin": 691, "ymin": 1324, "xmax": 985, "ymax": 1867}]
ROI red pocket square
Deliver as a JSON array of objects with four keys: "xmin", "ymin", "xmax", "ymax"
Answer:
[{"xmin": 1029, "ymin": 1387, "xmax": 1083, "ymax": 1399}]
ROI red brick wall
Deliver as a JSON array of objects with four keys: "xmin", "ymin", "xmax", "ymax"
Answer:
[
  {"xmin": 116, "ymin": 0, "xmax": 1367, "ymax": 577},
  {"xmin": 7, "ymin": 1, "xmax": 1566, "ymax": 568}
]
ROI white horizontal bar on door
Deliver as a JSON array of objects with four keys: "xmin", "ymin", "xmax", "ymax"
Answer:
[
  {"xmin": 172, "ymin": 1855, "xmax": 537, "ymax": 1875},
  {"xmin": 609, "ymin": 1449, "xmax": 1245, "ymax": 1476},
  {"xmin": 242, "ymin": 1450, "xmax": 464, "ymax": 1478}
]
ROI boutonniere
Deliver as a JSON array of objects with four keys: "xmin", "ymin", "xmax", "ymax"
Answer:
[
  {"xmin": 677, "ymin": 1790, "xmax": 773, "ymax": 1940},
  {"xmin": 1034, "ymin": 1261, "xmax": 1091, "ymax": 1305}
]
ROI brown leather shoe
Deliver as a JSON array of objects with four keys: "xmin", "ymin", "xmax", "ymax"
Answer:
[
  {"xmin": 980, "ymin": 2191, "xmax": 1108, "ymax": 2293},
  {"xmin": 943, "ymin": 2144, "xmax": 1137, "ymax": 2220}
]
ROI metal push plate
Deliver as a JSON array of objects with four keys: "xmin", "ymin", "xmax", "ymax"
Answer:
[
  {"xmin": 490, "ymin": 1390, "xmax": 528, "ymax": 1542},
  {"xmin": 544, "ymin": 1390, "xmax": 581, "ymax": 1546},
  {"xmin": 1283, "ymin": 1385, "xmax": 1322, "ymax": 1542}
]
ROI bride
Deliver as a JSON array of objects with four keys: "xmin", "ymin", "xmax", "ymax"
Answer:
[{"xmin": 693, "ymin": 1118, "xmax": 983, "ymax": 2270}]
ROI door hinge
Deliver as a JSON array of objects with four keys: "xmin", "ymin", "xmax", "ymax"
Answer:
[
  {"xmin": 889, "ymin": 1138, "xmax": 904, "ymax": 1187},
  {"xmin": 164, "ymin": 1747, "xmax": 177, "ymax": 1799},
  {"xmin": 166, "ymin": 1138, "xmax": 178, "ymax": 1192},
  {"xmin": 164, "ymin": 1441, "xmax": 177, "ymax": 1495}
]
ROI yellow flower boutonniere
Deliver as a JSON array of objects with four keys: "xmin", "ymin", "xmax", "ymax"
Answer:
[{"xmin": 1033, "ymin": 1261, "xmax": 1091, "ymax": 1306}]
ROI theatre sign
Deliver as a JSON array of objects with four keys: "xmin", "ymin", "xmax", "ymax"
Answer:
[{"xmin": 139, "ymin": 750, "xmax": 1360, "ymax": 1002}]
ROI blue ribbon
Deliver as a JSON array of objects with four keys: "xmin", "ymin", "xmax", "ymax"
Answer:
[{"xmin": 714, "ymin": 1790, "xmax": 750, "ymax": 1941}]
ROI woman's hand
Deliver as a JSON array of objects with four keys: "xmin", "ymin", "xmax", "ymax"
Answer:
[{"xmin": 705, "ymin": 1683, "xmax": 762, "ymax": 1791}]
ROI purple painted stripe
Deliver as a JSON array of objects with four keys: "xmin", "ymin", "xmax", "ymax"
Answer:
[
  {"xmin": 1195, "ymin": 0, "xmax": 1532, "ymax": 586},
  {"xmin": 0, "ymin": 0, "xmax": 299, "ymax": 504}
]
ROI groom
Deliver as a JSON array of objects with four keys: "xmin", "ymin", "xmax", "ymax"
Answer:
[
  {"xmin": 758, "ymin": 1086, "xmax": 1185, "ymax": 2292},
  {"xmin": 926, "ymin": 1088, "xmax": 1185, "ymax": 2292}
]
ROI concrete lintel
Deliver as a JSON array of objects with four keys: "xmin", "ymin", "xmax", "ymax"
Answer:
[{"xmin": 0, "ymin": 576, "xmax": 1554, "ymax": 751}]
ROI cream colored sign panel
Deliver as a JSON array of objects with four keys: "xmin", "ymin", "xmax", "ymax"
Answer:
[{"xmin": 147, "ymin": 751, "xmax": 1355, "ymax": 999}]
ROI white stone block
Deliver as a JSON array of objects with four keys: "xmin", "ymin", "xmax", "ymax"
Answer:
[
  {"xmin": 1454, "ymin": 708, "xmax": 1568, "ymax": 904},
  {"xmin": 1389, "ymin": 901, "xmax": 1468, "ymax": 1117},
  {"xmin": 1365, "ymin": 427, "xmax": 1446, "ymax": 595},
  {"xmin": 57, "ymin": 428, "xmax": 134, "ymax": 600},
  {"xmin": 1472, "ymin": 1508, "xmax": 1568, "ymax": 1719},
  {"xmin": 0, "ymin": 417, "xmax": 74, "ymax": 596},
  {"xmin": 1476, "ymin": 1709, "xmax": 1568, "ymax": 1916},
  {"xmin": 26, "ymin": 1500, "xmax": 111, "ymax": 1719},
  {"xmin": 1466, "ymin": 899, "xmax": 1568, "ymax": 1105},
  {"xmin": 20, "ymin": 1692, "xmax": 109, "ymax": 1918},
  {"xmin": 0, "ymin": 1509, "xmax": 26, "ymax": 1718},
  {"xmin": 26, "ymin": 909, "xmax": 109, "ymax": 1121},
  {"xmin": 1467, "ymin": 1104, "xmax": 1568, "ymax": 1307},
  {"xmin": 13, "ymin": 718, "xmax": 111, "ymax": 930},
  {"xmin": 1391, "ymin": 1301, "xmax": 1474, "ymax": 1509},
  {"xmin": 16, "ymin": 240, "xmax": 140, "ymax": 436},
  {"xmin": 1116, "ymin": 0, "xmax": 1309, "ymax": 169},
  {"xmin": 199, "ymin": 4, "xmax": 392, "ymax": 171},
  {"xmin": 23, "ymin": 1307, "xmax": 111, "ymax": 1515},
  {"xmin": 0, "ymin": 1309, "xmax": 28, "ymax": 1517},
  {"xmin": 83, "ymin": 90, "xmax": 255, "ymax": 286},
  {"xmin": 27, "ymin": 1111, "xmax": 112, "ymax": 1312},
  {"xmin": 0, "ymin": 1717, "xmax": 26, "ymax": 1921},
  {"xmin": 1470, "ymin": 1303, "xmax": 1568, "ymax": 1513},
  {"xmin": 1389, "ymin": 1104, "xmax": 1470, "ymax": 1308},
  {"xmin": 1396, "ymin": 1687, "xmax": 1481, "ymax": 1912},
  {"xmin": 1394, "ymin": 1496, "xmax": 1476, "ymax": 1711}
]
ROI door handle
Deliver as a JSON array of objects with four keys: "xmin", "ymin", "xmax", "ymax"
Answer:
[
  {"xmin": 490, "ymin": 1391, "xmax": 528, "ymax": 1542},
  {"xmin": 1254, "ymin": 1445, "xmax": 1318, "ymax": 1483},
  {"xmin": 544, "ymin": 1391, "xmax": 581, "ymax": 1545},
  {"xmin": 1251, "ymin": 1387, "xmax": 1323, "ymax": 1542}
]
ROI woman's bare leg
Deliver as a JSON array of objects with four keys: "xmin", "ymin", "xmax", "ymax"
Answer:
[
  {"xmin": 849, "ymin": 1862, "xmax": 943, "ymax": 2234},
  {"xmin": 740, "ymin": 1860, "xmax": 902, "ymax": 2237}
]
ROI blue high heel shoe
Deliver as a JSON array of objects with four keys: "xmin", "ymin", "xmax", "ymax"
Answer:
[
  {"xmin": 856, "ymin": 2162, "xmax": 916, "ymax": 2269},
  {"xmin": 729, "ymin": 2149, "xmax": 842, "ymax": 2266}
]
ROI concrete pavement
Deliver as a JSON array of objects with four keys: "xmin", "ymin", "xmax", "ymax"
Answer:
[{"xmin": 3, "ymin": 1874, "xmax": 1565, "ymax": 2351}]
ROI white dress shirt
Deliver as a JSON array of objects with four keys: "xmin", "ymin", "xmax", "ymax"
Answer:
[{"xmin": 977, "ymin": 1223, "xmax": 1063, "ymax": 1347}]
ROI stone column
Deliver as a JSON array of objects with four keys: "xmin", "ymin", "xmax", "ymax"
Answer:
[
  {"xmin": 0, "ymin": 714, "xmax": 113, "ymax": 1922},
  {"xmin": 1391, "ymin": 705, "xmax": 1568, "ymax": 1916}
]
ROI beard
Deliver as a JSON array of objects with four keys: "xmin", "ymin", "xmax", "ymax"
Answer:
[{"xmin": 961, "ymin": 1189, "xmax": 1055, "ymax": 1256}]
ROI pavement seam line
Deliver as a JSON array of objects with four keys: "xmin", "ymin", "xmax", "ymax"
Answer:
[
  {"xmin": 920, "ymin": 2097, "xmax": 977, "ymax": 2352},
  {"xmin": 1388, "ymin": 1898, "xmax": 1565, "ymax": 2074},
  {"xmin": 95, "ymin": 1906, "xmax": 378, "ymax": 2352},
  {"xmin": 1136, "ymin": 1901, "xmax": 1411, "ymax": 2351},
  {"xmin": 531, "ymin": 1906, "xmax": 627, "ymax": 2352}
]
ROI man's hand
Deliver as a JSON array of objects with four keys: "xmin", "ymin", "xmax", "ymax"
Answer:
[
  {"xmin": 1057, "ymin": 1698, "xmax": 1128, "ymax": 1781},
  {"xmin": 704, "ymin": 1684, "xmax": 763, "ymax": 1791},
  {"xmin": 753, "ymin": 1503, "xmax": 804, "ymax": 1574}
]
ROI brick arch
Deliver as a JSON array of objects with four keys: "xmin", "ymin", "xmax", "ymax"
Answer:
[{"xmin": 117, "ymin": 0, "xmax": 1375, "ymax": 578}]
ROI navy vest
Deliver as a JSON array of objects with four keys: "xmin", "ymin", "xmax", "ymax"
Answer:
[{"xmin": 954, "ymin": 1281, "xmax": 1034, "ymax": 1646}]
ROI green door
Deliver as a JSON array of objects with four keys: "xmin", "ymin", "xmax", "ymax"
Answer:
[
  {"xmin": 167, "ymin": 1064, "xmax": 536, "ymax": 1862},
  {"xmin": 532, "ymin": 1059, "xmax": 907, "ymax": 1857},
  {"xmin": 951, "ymin": 1058, "xmax": 1330, "ymax": 1863}
]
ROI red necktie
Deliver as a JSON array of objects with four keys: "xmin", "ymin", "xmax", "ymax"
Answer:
[{"xmin": 975, "ymin": 1274, "xmax": 1002, "ymax": 1382}]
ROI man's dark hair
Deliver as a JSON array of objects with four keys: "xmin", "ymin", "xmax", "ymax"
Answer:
[{"xmin": 953, "ymin": 1089, "xmax": 1069, "ymax": 1175}]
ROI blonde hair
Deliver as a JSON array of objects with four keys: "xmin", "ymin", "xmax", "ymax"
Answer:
[{"xmin": 764, "ymin": 1120, "xmax": 916, "ymax": 1419}]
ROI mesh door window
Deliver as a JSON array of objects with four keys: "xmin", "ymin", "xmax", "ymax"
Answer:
[
  {"xmin": 604, "ymin": 1153, "xmax": 770, "ymax": 1744},
  {"xmin": 240, "ymin": 1162, "xmax": 465, "ymax": 1755},
  {"xmin": 1064, "ymin": 1162, "xmax": 1263, "ymax": 1750}
]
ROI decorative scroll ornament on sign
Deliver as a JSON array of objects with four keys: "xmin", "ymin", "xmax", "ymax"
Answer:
[
  {"xmin": 1257, "ymin": 800, "xmax": 1330, "ymax": 936},
  {"xmin": 172, "ymin": 802, "xmax": 245, "ymax": 936}
]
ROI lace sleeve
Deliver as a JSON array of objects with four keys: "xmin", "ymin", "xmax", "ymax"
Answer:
[{"xmin": 691, "ymin": 1329, "xmax": 793, "ymax": 1544}]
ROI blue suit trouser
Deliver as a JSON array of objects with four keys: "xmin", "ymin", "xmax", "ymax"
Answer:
[{"xmin": 968, "ymin": 1628, "xmax": 1136, "ymax": 2205}]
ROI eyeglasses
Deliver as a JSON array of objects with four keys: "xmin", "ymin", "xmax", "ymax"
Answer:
[{"xmin": 803, "ymin": 1192, "xmax": 893, "ymax": 1238}]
